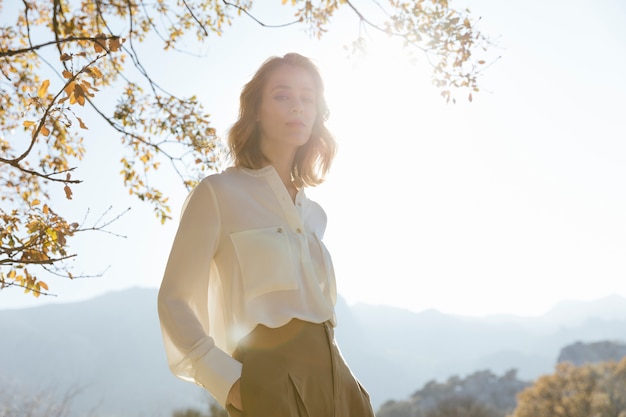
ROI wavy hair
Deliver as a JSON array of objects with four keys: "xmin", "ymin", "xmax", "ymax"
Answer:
[{"xmin": 228, "ymin": 53, "xmax": 337, "ymax": 187}]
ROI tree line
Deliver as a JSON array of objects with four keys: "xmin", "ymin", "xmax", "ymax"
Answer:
[
  {"xmin": 1, "ymin": 0, "xmax": 492, "ymax": 297},
  {"xmin": 2, "ymin": 348, "xmax": 625, "ymax": 416}
]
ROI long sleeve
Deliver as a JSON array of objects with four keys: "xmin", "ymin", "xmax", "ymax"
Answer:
[{"xmin": 157, "ymin": 179, "xmax": 242, "ymax": 407}]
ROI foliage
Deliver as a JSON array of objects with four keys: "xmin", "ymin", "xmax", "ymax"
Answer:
[
  {"xmin": 0, "ymin": 0, "xmax": 490, "ymax": 296},
  {"xmin": 510, "ymin": 357, "xmax": 626, "ymax": 417},
  {"xmin": 0, "ymin": 383, "xmax": 85, "ymax": 417},
  {"xmin": 377, "ymin": 369, "xmax": 529, "ymax": 417},
  {"xmin": 173, "ymin": 402, "xmax": 227, "ymax": 417},
  {"xmin": 424, "ymin": 396, "xmax": 501, "ymax": 417},
  {"xmin": 558, "ymin": 340, "xmax": 626, "ymax": 366}
]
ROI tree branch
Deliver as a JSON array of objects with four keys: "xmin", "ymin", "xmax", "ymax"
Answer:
[
  {"xmin": 0, "ymin": 35, "xmax": 119, "ymax": 58},
  {"xmin": 182, "ymin": 0, "xmax": 210, "ymax": 36},
  {"xmin": 222, "ymin": 0, "xmax": 301, "ymax": 28}
]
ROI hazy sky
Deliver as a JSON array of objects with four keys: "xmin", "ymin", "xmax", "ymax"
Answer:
[{"xmin": 2, "ymin": 1, "xmax": 625, "ymax": 316}]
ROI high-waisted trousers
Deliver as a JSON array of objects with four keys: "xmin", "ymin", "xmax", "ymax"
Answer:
[{"xmin": 227, "ymin": 318, "xmax": 375, "ymax": 417}]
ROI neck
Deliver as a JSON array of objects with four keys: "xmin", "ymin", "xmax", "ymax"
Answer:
[{"xmin": 260, "ymin": 143, "xmax": 297, "ymax": 188}]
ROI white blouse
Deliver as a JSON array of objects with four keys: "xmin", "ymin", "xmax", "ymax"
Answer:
[{"xmin": 157, "ymin": 165, "xmax": 337, "ymax": 407}]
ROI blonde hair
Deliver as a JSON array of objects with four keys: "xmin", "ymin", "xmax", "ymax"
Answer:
[{"xmin": 228, "ymin": 53, "xmax": 337, "ymax": 187}]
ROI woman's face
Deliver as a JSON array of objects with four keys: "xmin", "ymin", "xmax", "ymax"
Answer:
[{"xmin": 257, "ymin": 64, "xmax": 317, "ymax": 155}]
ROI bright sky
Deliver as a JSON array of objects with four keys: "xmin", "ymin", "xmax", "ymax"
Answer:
[{"xmin": 2, "ymin": 1, "xmax": 625, "ymax": 317}]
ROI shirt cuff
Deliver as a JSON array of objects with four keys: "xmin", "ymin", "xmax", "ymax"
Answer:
[{"xmin": 193, "ymin": 346, "xmax": 243, "ymax": 408}]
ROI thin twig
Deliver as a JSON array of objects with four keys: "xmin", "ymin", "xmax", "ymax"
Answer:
[{"xmin": 222, "ymin": 0, "xmax": 300, "ymax": 28}]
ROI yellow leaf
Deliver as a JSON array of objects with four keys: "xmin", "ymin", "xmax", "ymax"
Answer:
[
  {"xmin": 87, "ymin": 66, "xmax": 103, "ymax": 78},
  {"xmin": 94, "ymin": 34, "xmax": 106, "ymax": 53},
  {"xmin": 62, "ymin": 70, "xmax": 73, "ymax": 79},
  {"xmin": 38, "ymin": 80, "xmax": 50, "ymax": 98},
  {"xmin": 40, "ymin": 125, "xmax": 50, "ymax": 136},
  {"xmin": 64, "ymin": 185, "xmax": 73, "ymax": 200},
  {"xmin": 64, "ymin": 80, "xmax": 75, "ymax": 96},
  {"xmin": 7, "ymin": 270, "xmax": 16, "ymax": 278},
  {"xmin": 23, "ymin": 120, "xmax": 35, "ymax": 127},
  {"xmin": 77, "ymin": 116, "xmax": 88, "ymax": 130},
  {"xmin": 39, "ymin": 281, "xmax": 49, "ymax": 291},
  {"xmin": 109, "ymin": 37, "xmax": 122, "ymax": 52},
  {"xmin": 43, "ymin": 204, "xmax": 49, "ymax": 214},
  {"xmin": 32, "ymin": 199, "xmax": 40, "ymax": 206}
]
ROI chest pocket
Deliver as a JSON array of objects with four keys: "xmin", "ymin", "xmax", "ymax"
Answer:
[{"xmin": 230, "ymin": 227, "xmax": 299, "ymax": 300}]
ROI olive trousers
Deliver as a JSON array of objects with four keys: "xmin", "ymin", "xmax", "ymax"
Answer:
[{"xmin": 227, "ymin": 319, "xmax": 375, "ymax": 417}]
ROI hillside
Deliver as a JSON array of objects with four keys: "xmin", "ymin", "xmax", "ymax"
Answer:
[{"xmin": 1, "ymin": 288, "xmax": 626, "ymax": 417}]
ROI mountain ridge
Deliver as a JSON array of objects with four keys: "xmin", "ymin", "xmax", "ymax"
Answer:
[{"xmin": 2, "ymin": 288, "xmax": 626, "ymax": 417}]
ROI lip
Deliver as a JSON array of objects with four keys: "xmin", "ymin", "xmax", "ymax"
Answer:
[{"xmin": 286, "ymin": 119, "xmax": 306, "ymax": 127}]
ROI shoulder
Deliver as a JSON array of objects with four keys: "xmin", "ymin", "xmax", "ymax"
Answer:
[
  {"xmin": 302, "ymin": 194, "xmax": 328, "ymax": 233},
  {"xmin": 200, "ymin": 166, "xmax": 255, "ymax": 189},
  {"xmin": 193, "ymin": 168, "xmax": 240, "ymax": 198}
]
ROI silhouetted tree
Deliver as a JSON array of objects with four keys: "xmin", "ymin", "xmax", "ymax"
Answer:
[
  {"xmin": 425, "ymin": 396, "xmax": 501, "ymax": 417},
  {"xmin": 377, "ymin": 369, "xmax": 529, "ymax": 417},
  {"xmin": 172, "ymin": 401, "xmax": 227, "ymax": 417}
]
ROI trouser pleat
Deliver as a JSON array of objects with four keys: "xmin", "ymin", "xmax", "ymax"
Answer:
[{"xmin": 229, "ymin": 319, "xmax": 375, "ymax": 417}]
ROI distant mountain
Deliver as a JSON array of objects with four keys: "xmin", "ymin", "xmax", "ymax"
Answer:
[
  {"xmin": 1, "ymin": 289, "xmax": 626, "ymax": 417},
  {"xmin": 0, "ymin": 288, "xmax": 207, "ymax": 417},
  {"xmin": 377, "ymin": 368, "xmax": 531, "ymax": 417},
  {"xmin": 557, "ymin": 340, "xmax": 626, "ymax": 365},
  {"xmin": 375, "ymin": 340, "xmax": 626, "ymax": 417},
  {"xmin": 343, "ymin": 295, "xmax": 626, "ymax": 407}
]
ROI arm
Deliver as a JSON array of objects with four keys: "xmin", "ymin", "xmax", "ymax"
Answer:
[{"xmin": 157, "ymin": 179, "xmax": 242, "ymax": 407}]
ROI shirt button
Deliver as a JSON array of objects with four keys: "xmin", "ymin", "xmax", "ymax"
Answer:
[
  {"xmin": 297, "ymin": 202, "xmax": 302, "ymax": 207},
  {"xmin": 277, "ymin": 227, "xmax": 283, "ymax": 233},
  {"xmin": 296, "ymin": 228, "xmax": 302, "ymax": 234}
]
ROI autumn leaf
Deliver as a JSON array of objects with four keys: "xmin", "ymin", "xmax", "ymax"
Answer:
[
  {"xmin": 94, "ymin": 34, "xmax": 107, "ymax": 53},
  {"xmin": 109, "ymin": 37, "xmax": 123, "ymax": 52},
  {"xmin": 38, "ymin": 80, "xmax": 50, "ymax": 98},
  {"xmin": 77, "ymin": 117, "xmax": 88, "ymax": 130},
  {"xmin": 87, "ymin": 66, "xmax": 103, "ymax": 78},
  {"xmin": 2, "ymin": 0, "xmax": 488, "ymax": 300},
  {"xmin": 64, "ymin": 185, "xmax": 73, "ymax": 200}
]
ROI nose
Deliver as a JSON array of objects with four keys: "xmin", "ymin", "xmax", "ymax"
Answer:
[{"xmin": 291, "ymin": 97, "xmax": 305, "ymax": 114}]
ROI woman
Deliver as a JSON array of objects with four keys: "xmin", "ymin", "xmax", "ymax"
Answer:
[{"xmin": 158, "ymin": 52, "xmax": 375, "ymax": 417}]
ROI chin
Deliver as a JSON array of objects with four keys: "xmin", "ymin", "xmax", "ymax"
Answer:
[{"xmin": 288, "ymin": 135, "xmax": 311, "ymax": 147}]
